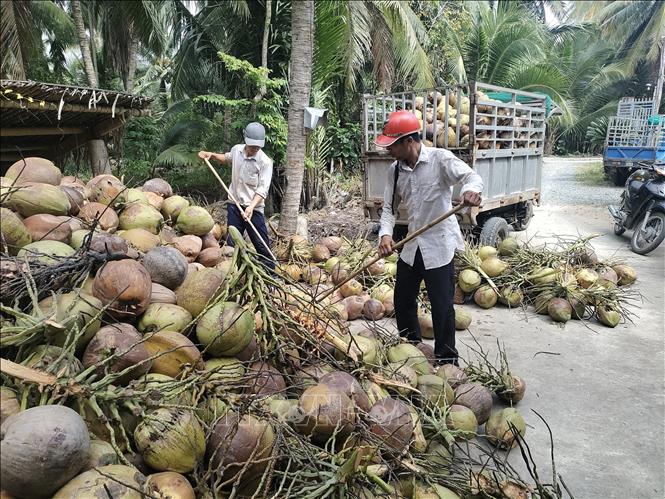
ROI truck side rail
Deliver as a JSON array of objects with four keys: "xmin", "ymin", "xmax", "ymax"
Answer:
[{"xmin": 605, "ymin": 116, "xmax": 664, "ymax": 149}]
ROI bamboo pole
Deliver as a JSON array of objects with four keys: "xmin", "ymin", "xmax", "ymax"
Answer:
[
  {"xmin": 202, "ymin": 157, "xmax": 277, "ymax": 261},
  {"xmin": 317, "ymin": 203, "xmax": 465, "ymax": 300}
]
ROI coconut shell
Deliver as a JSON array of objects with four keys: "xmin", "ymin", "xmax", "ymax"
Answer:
[
  {"xmin": 59, "ymin": 185, "xmax": 86, "ymax": 215},
  {"xmin": 176, "ymin": 206, "xmax": 214, "ymax": 236},
  {"xmin": 340, "ymin": 279, "xmax": 363, "ymax": 297},
  {"xmin": 23, "ymin": 213, "xmax": 72, "ymax": 243},
  {"xmin": 161, "ymin": 195, "xmax": 190, "ymax": 221},
  {"xmin": 16, "ymin": 240, "xmax": 75, "ymax": 264},
  {"xmin": 0, "ymin": 387, "xmax": 20, "ymax": 426},
  {"xmin": 0, "ymin": 207, "xmax": 32, "ymax": 254},
  {"xmin": 458, "ymin": 269, "xmax": 481, "ymax": 293},
  {"xmin": 548, "ymin": 298, "xmax": 572, "ymax": 323},
  {"xmin": 5, "ymin": 183, "xmax": 71, "ymax": 217},
  {"xmin": 363, "ymin": 299, "xmax": 385, "ymax": 321},
  {"xmin": 454, "ymin": 284, "xmax": 466, "ymax": 304},
  {"xmin": 52, "ymin": 465, "xmax": 146, "ymax": 499},
  {"xmin": 197, "ymin": 246, "xmax": 223, "ymax": 267},
  {"xmin": 368, "ymin": 398, "xmax": 413, "ymax": 457},
  {"xmin": 143, "ymin": 178, "xmax": 173, "ymax": 198},
  {"xmin": 417, "ymin": 375, "xmax": 454, "ymax": 408},
  {"xmin": 134, "ymin": 408, "xmax": 205, "ymax": 473},
  {"xmin": 454, "ymin": 307, "xmax": 472, "ymax": 330},
  {"xmin": 415, "ymin": 342, "xmax": 436, "ymax": 363},
  {"xmin": 82, "ymin": 323, "xmax": 152, "ymax": 384},
  {"xmin": 454, "ymin": 383, "xmax": 493, "ymax": 424},
  {"xmin": 498, "ymin": 237, "xmax": 519, "ymax": 256},
  {"xmin": 387, "ymin": 344, "xmax": 432, "ymax": 375},
  {"xmin": 201, "ymin": 231, "xmax": 220, "ymax": 250},
  {"xmin": 87, "ymin": 232, "xmax": 130, "ymax": 257},
  {"xmin": 320, "ymin": 371, "xmax": 371, "ymax": 412},
  {"xmin": 196, "ymin": 301, "xmax": 254, "ymax": 356},
  {"xmin": 77, "ymin": 202, "xmax": 120, "ymax": 231},
  {"xmin": 138, "ymin": 303, "xmax": 192, "ymax": 333},
  {"xmin": 119, "ymin": 202, "xmax": 164, "ymax": 234},
  {"xmin": 474, "ymin": 285, "xmax": 498, "ymax": 309},
  {"xmin": 119, "ymin": 228, "xmax": 161, "ymax": 252},
  {"xmin": 1, "ymin": 405, "xmax": 89, "ymax": 498},
  {"xmin": 498, "ymin": 375, "xmax": 527, "ymax": 404},
  {"xmin": 319, "ymin": 236, "xmax": 343, "ymax": 254},
  {"xmin": 298, "ymin": 384, "xmax": 355, "ymax": 443},
  {"xmin": 207, "ymin": 412, "xmax": 275, "ymax": 484},
  {"xmin": 145, "ymin": 472, "xmax": 195, "ymax": 499},
  {"xmin": 143, "ymin": 331, "xmax": 203, "ymax": 378},
  {"xmin": 87, "ymin": 174, "xmax": 126, "ymax": 206},
  {"xmin": 143, "ymin": 246, "xmax": 189, "ymax": 289},
  {"xmin": 418, "ymin": 313, "xmax": 434, "ymax": 339},
  {"xmin": 343, "ymin": 295, "xmax": 365, "ymax": 320},
  {"xmin": 245, "ymin": 361, "xmax": 287, "ymax": 397},
  {"xmin": 436, "ymin": 364, "xmax": 468, "ymax": 389},
  {"xmin": 150, "ymin": 283, "xmax": 178, "ymax": 304},
  {"xmin": 597, "ymin": 307, "xmax": 621, "ymax": 328},
  {"xmin": 93, "ymin": 260, "xmax": 152, "ymax": 319},
  {"xmin": 486, "ymin": 408, "xmax": 526, "ymax": 449},
  {"xmin": 143, "ymin": 191, "xmax": 164, "ymax": 211},
  {"xmin": 446, "ymin": 404, "xmax": 478, "ymax": 440},
  {"xmin": 6, "ymin": 157, "xmax": 62, "ymax": 185},
  {"xmin": 175, "ymin": 267, "xmax": 226, "ymax": 316},
  {"xmin": 612, "ymin": 264, "xmax": 637, "ymax": 286},
  {"xmin": 172, "ymin": 235, "xmax": 203, "ymax": 262}
]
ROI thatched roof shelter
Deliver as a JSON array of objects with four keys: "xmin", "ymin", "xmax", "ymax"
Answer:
[{"xmin": 0, "ymin": 80, "xmax": 152, "ymax": 172}]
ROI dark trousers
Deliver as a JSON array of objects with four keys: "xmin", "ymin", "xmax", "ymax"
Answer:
[
  {"xmin": 394, "ymin": 248, "xmax": 458, "ymax": 364},
  {"xmin": 226, "ymin": 204, "xmax": 275, "ymax": 270}
]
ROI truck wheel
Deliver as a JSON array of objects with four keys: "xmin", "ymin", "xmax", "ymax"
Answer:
[
  {"xmin": 512, "ymin": 201, "xmax": 534, "ymax": 231},
  {"xmin": 612, "ymin": 168, "xmax": 628, "ymax": 186},
  {"xmin": 479, "ymin": 217, "xmax": 510, "ymax": 247}
]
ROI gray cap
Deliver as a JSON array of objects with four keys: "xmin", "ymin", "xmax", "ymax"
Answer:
[{"xmin": 244, "ymin": 122, "xmax": 266, "ymax": 147}]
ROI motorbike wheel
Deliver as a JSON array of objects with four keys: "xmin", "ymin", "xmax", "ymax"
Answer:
[
  {"xmin": 614, "ymin": 223, "xmax": 626, "ymax": 236},
  {"xmin": 630, "ymin": 212, "xmax": 665, "ymax": 255}
]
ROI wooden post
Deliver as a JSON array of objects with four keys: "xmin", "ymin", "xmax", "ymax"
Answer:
[{"xmin": 87, "ymin": 138, "xmax": 111, "ymax": 175}]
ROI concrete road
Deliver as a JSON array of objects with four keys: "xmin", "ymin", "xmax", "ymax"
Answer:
[
  {"xmin": 359, "ymin": 157, "xmax": 664, "ymax": 498},
  {"xmin": 461, "ymin": 157, "xmax": 664, "ymax": 498}
]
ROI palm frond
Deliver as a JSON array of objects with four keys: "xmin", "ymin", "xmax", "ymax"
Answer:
[{"xmin": 153, "ymin": 144, "xmax": 201, "ymax": 168}]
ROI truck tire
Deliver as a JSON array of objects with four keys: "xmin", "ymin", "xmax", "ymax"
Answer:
[
  {"xmin": 612, "ymin": 167, "xmax": 628, "ymax": 186},
  {"xmin": 479, "ymin": 217, "xmax": 511, "ymax": 247}
]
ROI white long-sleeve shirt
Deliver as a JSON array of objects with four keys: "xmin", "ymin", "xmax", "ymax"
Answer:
[
  {"xmin": 379, "ymin": 145, "xmax": 483, "ymax": 270},
  {"xmin": 224, "ymin": 144, "xmax": 273, "ymax": 212}
]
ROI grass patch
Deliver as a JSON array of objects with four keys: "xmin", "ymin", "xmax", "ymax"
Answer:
[{"xmin": 575, "ymin": 161, "xmax": 607, "ymax": 185}]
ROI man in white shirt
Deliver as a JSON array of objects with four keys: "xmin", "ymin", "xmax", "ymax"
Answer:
[
  {"xmin": 198, "ymin": 122, "xmax": 275, "ymax": 269},
  {"xmin": 376, "ymin": 110, "xmax": 483, "ymax": 365}
]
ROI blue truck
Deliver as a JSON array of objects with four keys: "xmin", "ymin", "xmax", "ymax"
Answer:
[{"xmin": 603, "ymin": 97, "xmax": 665, "ymax": 186}]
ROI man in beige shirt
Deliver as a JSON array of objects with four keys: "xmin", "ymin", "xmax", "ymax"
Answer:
[{"xmin": 198, "ymin": 122, "xmax": 275, "ymax": 269}]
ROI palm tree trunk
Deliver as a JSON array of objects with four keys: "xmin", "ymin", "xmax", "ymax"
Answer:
[
  {"xmin": 279, "ymin": 0, "xmax": 314, "ymax": 235},
  {"xmin": 125, "ymin": 34, "xmax": 139, "ymax": 93},
  {"xmin": 71, "ymin": 0, "xmax": 98, "ymax": 87},
  {"xmin": 261, "ymin": 0, "xmax": 272, "ymax": 68}
]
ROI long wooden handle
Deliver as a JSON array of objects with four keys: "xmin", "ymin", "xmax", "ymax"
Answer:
[
  {"xmin": 317, "ymin": 203, "xmax": 465, "ymax": 300},
  {"xmin": 202, "ymin": 157, "xmax": 277, "ymax": 261}
]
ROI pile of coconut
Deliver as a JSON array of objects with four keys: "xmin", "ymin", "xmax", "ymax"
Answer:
[
  {"xmin": 0, "ymin": 158, "xmax": 569, "ymax": 498},
  {"xmin": 453, "ymin": 238, "xmax": 638, "ymax": 328}
]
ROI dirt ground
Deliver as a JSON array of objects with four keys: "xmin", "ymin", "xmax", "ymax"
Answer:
[{"xmin": 350, "ymin": 157, "xmax": 664, "ymax": 498}]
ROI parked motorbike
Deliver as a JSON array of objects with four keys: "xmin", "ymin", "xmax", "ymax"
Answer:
[{"xmin": 609, "ymin": 161, "xmax": 665, "ymax": 255}]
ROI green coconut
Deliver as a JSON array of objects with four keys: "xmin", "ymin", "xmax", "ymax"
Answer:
[
  {"xmin": 548, "ymin": 298, "xmax": 572, "ymax": 323},
  {"xmin": 138, "ymin": 303, "xmax": 192, "ymax": 333},
  {"xmin": 119, "ymin": 202, "xmax": 164, "ymax": 234},
  {"xmin": 175, "ymin": 267, "xmax": 226, "ymax": 316},
  {"xmin": 498, "ymin": 286, "xmax": 523, "ymax": 307},
  {"xmin": 597, "ymin": 307, "xmax": 621, "ymax": 328},
  {"xmin": 34, "ymin": 291, "xmax": 102, "ymax": 350},
  {"xmin": 454, "ymin": 307, "xmax": 472, "ymax": 330},
  {"xmin": 22, "ymin": 345, "xmax": 83, "ymax": 377},
  {"xmin": 119, "ymin": 228, "xmax": 161, "ymax": 252},
  {"xmin": 0, "ymin": 207, "xmax": 32, "ymax": 254},
  {"xmin": 16, "ymin": 240, "xmax": 75, "ymax": 265},
  {"xmin": 612, "ymin": 264, "xmax": 637, "ymax": 286},
  {"xmin": 205, "ymin": 357, "xmax": 246, "ymax": 389},
  {"xmin": 387, "ymin": 343, "xmax": 432, "ymax": 375},
  {"xmin": 473, "ymin": 285, "xmax": 497, "ymax": 309},
  {"xmin": 477, "ymin": 246, "xmax": 497, "ymax": 260},
  {"xmin": 485, "ymin": 408, "xmax": 526, "ymax": 449},
  {"xmin": 196, "ymin": 301, "xmax": 255, "ymax": 356},
  {"xmin": 454, "ymin": 383, "xmax": 493, "ymax": 425},
  {"xmin": 417, "ymin": 375, "xmax": 454, "ymax": 408},
  {"xmin": 445, "ymin": 404, "xmax": 478, "ymax": 440},
  {"xmin": 418, "ymin": 313, "xmax": 434, "ymax": 339},
  {"xmin": 427, "ymin": 440, "xmax": 453, "ymax": 468},
  {"xmin": 597, "ymin": 267, "xmax": 619, "ymax": 288},
  {"xmin": 70, "ymin": 228, "xmax": 101, "ymax": 249},
  {"xmin": 175, "ymin": 206, "xmax": 214, "ymax": 236},
  {"xmin": 498, "ymin": 237, "xmax": 519, "ymax": 256},
  {"xmin": 134, "ymin": 408, "xmax": 205, "ymax": 473},
  {"xmin": 161, "ymin": 195, "xmax": 190, "ymax": 221},
  {"xmin": 480, "ymin": 257, "xmax": 508, "ymax": 277},
  {"xmin": 458, "ymin": 269, "xmax": 482, "ymax": 293},
  {"xmin": 122, "ymin": 188, "xmax": 149, "ymax": 205},
  {"xmin": 575, "ymin": 268, "xmax": 598, "ymax": 288},
  {"xmin": 530, "ymin": 267, "xmax": 558, "ymax": 285},
  {"xmin": 435, "ymin": 364, "xmax": 468, "ymax": 389},
  {"xmin": 384, "ymin": 362, "xmax": 419, "ymax": 395},
  {"xmin": 85, "ymin": 439, "xmax": 121, "ymax": 470},
  {"xmin": 361, "ymin": 380, "xmax": 390, "ymax": 406},
  {"xmin": 53, "ymin": 465, "xmax": 146, "ymax": 499},
  {"xmin": 335, "ymin": 335, "xmax": 378, "ymax": 365},
  {"xmin": 5, "ymin": 183, "xmax": 70, "ymax": 217},
  {"xmin": 197, "ymin": 396, "xmax": 229, "ymax": 425},
  {"xmin": 1, "ymin": 387, "xmax": 20, "ymax": 425}
]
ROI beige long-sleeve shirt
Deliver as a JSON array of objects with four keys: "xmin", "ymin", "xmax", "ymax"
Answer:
[
  {"xmin": 224, "ymin": 144, "xmax": 273, "ymax": 212},
  {"xmin": 379, "ymin": 145, "xmax": 483, "ymax": 269}
]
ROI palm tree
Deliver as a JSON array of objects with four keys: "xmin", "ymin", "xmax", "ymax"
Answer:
[
  {"xmin": 279, "ymin": 0, "xmax": 314, "ymax": 235},
  {"xmin": 70, "ymin": 0, "xmax": 98, "ymax": 87}
]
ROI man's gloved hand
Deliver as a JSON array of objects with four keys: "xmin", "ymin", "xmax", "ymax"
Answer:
[{"xmin": 378, "ymin": 235, "xmax": 395, "ymax": 257}]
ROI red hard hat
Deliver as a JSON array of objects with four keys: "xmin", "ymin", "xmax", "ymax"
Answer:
[{"xmin": 375, "ymin": 110, "xmax": 421, "ymax": 147}]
